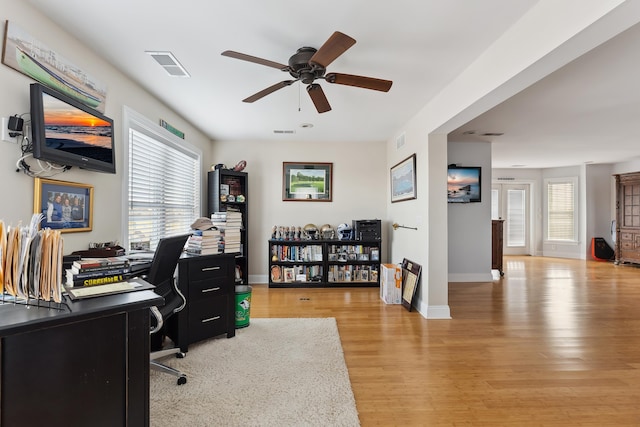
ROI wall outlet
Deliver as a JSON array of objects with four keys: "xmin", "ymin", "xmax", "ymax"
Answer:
[{"xmin": 1, "ymin": 117, "xmax": 19, "ymax": 143}]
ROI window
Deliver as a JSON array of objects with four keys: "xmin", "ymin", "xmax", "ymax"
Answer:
[
  {"xmin": 123, "ymin": 107, "xmax": 201, "ymax": 251},
  {"xmin": 545, "ymin": 177, "xmax": 577, "ymax": 242}
]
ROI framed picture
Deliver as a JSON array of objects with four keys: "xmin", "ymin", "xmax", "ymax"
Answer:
[
  {"xmin": 283, "ymin": 267, "xmax": 295, "ymax": 282},
  {"xmin": 34, "ymin": 178, "xmax": 93, "ymax": 232},
  {"xmin": 390, "ymin": 154, "xmax": 417, "ymax": 203},
  {"xmin": 447, "ymin": 166, "xmax": 481, "ymax": 203},
  {"xmin": 401, "ymin": 258, "xmax": 422, "ymax": 312},
  {"xmin": 282, "ymin": 162, "xmax": 332, "ymax": 201}
]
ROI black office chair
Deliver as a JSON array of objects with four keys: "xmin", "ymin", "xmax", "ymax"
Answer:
[{"xmin": 146, "ymin": 234, "xmax": 190, "ymax": 385}]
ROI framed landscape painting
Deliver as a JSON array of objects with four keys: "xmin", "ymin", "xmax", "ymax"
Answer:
[
  {"xmin": 282, "ymin": 162, "xmax": 333, "ymax": 202},
  {"xmin": 390, "ymin": 154, "xmax": 416, "ymax": 203}
]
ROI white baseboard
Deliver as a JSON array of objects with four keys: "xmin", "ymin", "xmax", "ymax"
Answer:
[
  {"xmin": 416, "ymin": 300, "xmax": 451, "ymax": 319},
  {"xmin": 249, "ymin": 274, "xmax": 268, "ymax": 285}
]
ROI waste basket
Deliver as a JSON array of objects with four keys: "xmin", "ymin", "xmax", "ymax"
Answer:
[{"xmin": 235, "ymin": 285, "xmax": 252, "ymax": 328}]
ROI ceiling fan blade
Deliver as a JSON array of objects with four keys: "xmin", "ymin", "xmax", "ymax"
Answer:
[
  {"xmin": 306, "ymin": 84, "xmax": 331, "ymax": 113},
  {"xmin": 309, "ymin": 31, "xmax": 356, "ymax": 68},
  {"xmin": 243, "ymin": 80, "xmax": 296, "ymax": 103},
  {"xmin": 221, "ymin": 50, "xmax": 289, "ymax": 71},
  {"xmin": 325, "ymin": 72, "xmax": 393, "ymax": 92}
]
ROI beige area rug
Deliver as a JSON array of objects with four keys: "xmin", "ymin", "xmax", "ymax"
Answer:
[{"xmin": 150, "ymin": 318, "xmax": 360, "ymax": 427}]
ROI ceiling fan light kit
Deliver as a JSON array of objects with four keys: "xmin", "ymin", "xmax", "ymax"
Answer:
[{"xmin": 221, "ymin": 31, "xmax": 392, "ymax": 113}]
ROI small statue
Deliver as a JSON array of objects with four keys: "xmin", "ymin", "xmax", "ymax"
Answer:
[
  {"xmin": 272, "ymin": 225, "xmax": 277, "ymax": 240},
  {"xmin": 278, "ymin": 226, "xmax": 284, "ymax": 240},
  {"xmin": 284, "ymin": 226, "xmax": 290, "ymax": 240},
  {"xmin": 295, "ymin": 226, "xmax": 301, "ymax": 241}
]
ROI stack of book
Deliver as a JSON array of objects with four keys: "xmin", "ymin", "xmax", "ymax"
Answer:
[
  {"xmin": 66, "ymin": 256, "xmax": 130, "ymax": 288},
  {"xmin": 211, "ymin": 209, "xmax": 243, "ymax": 254},
  {"xmin": 186, "ymin": 228, "xmax": 222, "ymax": 255}
]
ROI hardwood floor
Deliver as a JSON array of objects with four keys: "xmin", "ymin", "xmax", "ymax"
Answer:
[{"xmin": 251, "ymin": 256, "xmax": 640, "ymax": 426}]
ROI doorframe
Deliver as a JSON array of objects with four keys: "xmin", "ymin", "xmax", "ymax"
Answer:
[{"xmin": 492, "ymin": 180, "xmax": 537, "ymax": 256}]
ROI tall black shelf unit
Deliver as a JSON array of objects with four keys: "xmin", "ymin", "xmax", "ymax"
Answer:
[
  {"xmin": 208, "ymin": 169, "xmax": 248, "ymax": 285},
  {"xmin": 268, "ymin": 239, "xmax": 381, "ymax": 288}
]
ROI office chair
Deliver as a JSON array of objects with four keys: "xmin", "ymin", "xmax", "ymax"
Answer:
[{"xmin": 146, "ymin": 234, "xmax": 190, "ymax": 385}]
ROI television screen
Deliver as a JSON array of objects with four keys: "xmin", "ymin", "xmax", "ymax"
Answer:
[
  {"xmin": 447, "ymin": 166, "xmax": 481, "ymax": 203},
  {"xmin": 30, "ymin": 83, "xmax": 115, "ymax": 173}
]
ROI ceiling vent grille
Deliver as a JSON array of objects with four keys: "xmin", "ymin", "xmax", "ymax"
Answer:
[
  {"xmin": 497, "ymin": 177, "xmax": 515, "ymax": 181},
  {"xmin": 396, "ymin": 132, "xmax": 405, "ymax": 149},
  {"xmin": 146, "ymin": 51, "xmax": 190, "ymax": 77},
  {"xmin": 273, "ymin": 130, "xmax": 295, "ymax": 134}
]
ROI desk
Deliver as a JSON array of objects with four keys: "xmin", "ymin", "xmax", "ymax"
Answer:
[{"xmin": 0, "ymin": 287, "xmax": 162, "ymax": 427}]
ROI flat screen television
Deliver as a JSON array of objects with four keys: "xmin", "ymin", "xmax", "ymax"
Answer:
[
  {"xmin": 30, "ymin": 83, "xmax": 116, "ymax": 173},
  {"xmin": 447, "ymin": 166, "xmax": 481, "ymax": 203}
]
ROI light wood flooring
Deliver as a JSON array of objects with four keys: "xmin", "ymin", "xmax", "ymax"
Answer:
[{"xmin": 250, "ymin": 256, "xmax": 640, "ymax": 426}]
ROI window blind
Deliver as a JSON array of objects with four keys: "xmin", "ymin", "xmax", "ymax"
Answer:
[
  {"xmin": 547, "ymin": 180, "xmax": 575, "ymax": 241},
  {"xmin": 128, "ymin": 128, "xmax": 200, "ymax": 250},
  {"xmin": 506, "ymin": 189, "xmax": 525, "ymax": 247}
]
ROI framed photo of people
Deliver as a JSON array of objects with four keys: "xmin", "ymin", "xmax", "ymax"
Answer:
[{"xmin": 34, "ymin": 178, "xmax": 93, "ymax": 232}]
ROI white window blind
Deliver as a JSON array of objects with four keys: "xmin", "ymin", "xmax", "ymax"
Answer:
[
  {"xmin": 547, "ymin": 180, "xmax": 576, "ymax": 241},
  {"xmin": 127, "ymin": 127, "xmax": 200, "ymax": 250},
  {"xmin": 506, "ymin": 189, "xmax": 525, "ymax": 247}
]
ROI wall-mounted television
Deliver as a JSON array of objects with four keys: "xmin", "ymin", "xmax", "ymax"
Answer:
[
  {"xmin": 30, "ymin": 83, "xmax": 116, "ymax": 173},
  {"xmin": 447, "ymin": 165, "xmax": 481, "ymax": 203}
]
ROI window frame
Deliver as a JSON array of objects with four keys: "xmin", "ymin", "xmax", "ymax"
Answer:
[
  {"xmin": 121, "ymin": 106, "xmax": 202, "ymax": 251},
  {"xmin": 544, "ymin": 176, "xmax": 579, "ymax": 243}
]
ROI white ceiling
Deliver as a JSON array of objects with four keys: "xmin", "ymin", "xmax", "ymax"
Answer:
[{"xmin": 26, "ymin": 0, "xmax": 640, "ymax": 169}]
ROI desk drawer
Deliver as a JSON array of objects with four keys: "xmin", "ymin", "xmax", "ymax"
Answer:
[
  {"xmin": 190, "ymin": 278, "xmax": 227, "ymax": 302},
  {"xmin": 187, "ymin": 257, "xmax": 229, "ymax": 281},
  {"xmin": 188, "ymin": 298, "xmax": 230, "ymax": 342}
]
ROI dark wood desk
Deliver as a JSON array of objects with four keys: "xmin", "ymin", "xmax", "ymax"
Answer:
[{"xmin": 0, "ymin": 287, "xmax": 162, "ymax": 427}]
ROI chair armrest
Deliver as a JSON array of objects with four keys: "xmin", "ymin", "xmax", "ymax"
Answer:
[{"xmin": 150, "ymin": 306, "xmax": 164, "ymax": 334}]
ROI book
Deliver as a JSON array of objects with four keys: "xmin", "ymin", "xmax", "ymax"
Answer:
[
  {"xmin": 70, "ymin": 263, "xmax": 132, "ymax": 275},
  {"xmin": 72, "ymin": 256, "xmax": 129, "ymax": 270},
  {"xmin": 67, "ymin": 273, "xmax": 127, "ymax": 288},
  {"xmin": 66, "ymin": 266, "xmax": 131, "ymax": 281}
]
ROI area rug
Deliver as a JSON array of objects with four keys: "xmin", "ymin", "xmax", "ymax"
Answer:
[{"xmin": 150, "ymin": 318, "xmax": 360, "ymax": 427}]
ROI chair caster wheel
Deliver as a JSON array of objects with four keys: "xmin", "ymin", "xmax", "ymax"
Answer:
[
  {"xmin": 177, "ymin": 375, "xmax": 187, "ymax": 385},
  {"xmin": 176, "ymin": 352, "xmax": 186, "ymax": 359}
]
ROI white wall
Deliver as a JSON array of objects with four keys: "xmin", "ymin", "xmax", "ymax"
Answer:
[
  {"xmin": 209, "ymin": 140, "xmax": 388, "ymax": 284},
  {"xmin": 0, "ymin": 3, "xmax": 213, "ymax": 253},
  {"xmin": 447, "ymin": 141, "xmax": 492, "ymax": 282}
]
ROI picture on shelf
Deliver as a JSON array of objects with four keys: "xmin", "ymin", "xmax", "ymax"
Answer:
[{"xmin": 283, "ymin": 268, "xmax": 295, "ymax": 282}]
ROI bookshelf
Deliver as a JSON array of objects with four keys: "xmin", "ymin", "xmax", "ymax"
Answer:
[
  {"xmin": 268, "ymin": 239, "xmax": 381, "ymax": 288},
  {"xmin": 208, "ymin": 169, "xmax": 248, "ymax": 285}
]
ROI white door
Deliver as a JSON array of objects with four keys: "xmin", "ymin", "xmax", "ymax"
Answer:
[{"xmin": 491, "ymin": 183, "xmax": 531, "ymax": 255}]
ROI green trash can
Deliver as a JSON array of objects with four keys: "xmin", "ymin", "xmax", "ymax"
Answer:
[{"xmin": 235, "ymin": 285, "xmax": 252, "ymax": 328}]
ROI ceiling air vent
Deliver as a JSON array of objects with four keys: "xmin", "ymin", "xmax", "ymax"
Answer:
[
  {"xmin": 497, "ymin": 177, "xmax": 515, "ymax": 181},
  {"xmin": 273, "ymin": 130, "xmax": 295, "ymax": 134},
  {"xmin": 396, "ymin": 133, "xmax": 405, "ymax": 149},
  {"xmin": 146, "ymin": 51, "xmax": 190, "ymax": 77}
]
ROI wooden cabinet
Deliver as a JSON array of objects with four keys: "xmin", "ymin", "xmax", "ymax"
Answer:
[
  {"xmin": 492, "ymin": 220, "xmax": 504, "ymax": 276},
  {"xmin": 167, "ymin": 254, "xmax": 235, "ymax": 352},
  {"xmin": 614, "ymin": 172, "xmax": 640, "ymax": 265},
  {"xmin": 268, "ymin": 239, "xmax": 381, "ymax": 288},
  {"xmin": 208, "ymin": 169, "xmax": 248, "ymax": 285}
]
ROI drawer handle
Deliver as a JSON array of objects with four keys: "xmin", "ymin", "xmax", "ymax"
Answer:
[
  {"xmin": 202, "ymin": 316, "xmax": 221, "ymax": 323},
  {"xmin": 202, "ymin": 287, "xmax": 221, "ymax": 293},
  {"xmin": 202, "ymin": 266, "xmax": 221, "ymax": 272}
]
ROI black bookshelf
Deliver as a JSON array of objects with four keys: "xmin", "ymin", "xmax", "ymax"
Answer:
[
  {"xmin": 268, "ymin": 239, "xmax": 381, "ymax": 288},
  {"xmin": 208, "ymin": 169, "xmax": 248, "ymax": 285}
]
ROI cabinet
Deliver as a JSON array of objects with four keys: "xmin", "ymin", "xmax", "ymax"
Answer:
[
  {"xmin": 614, "ymin": 172, "xmax": 640, "ymax": 265},
  {"xmin": 167, "ymin": 254, "xmax": 235, "ymax": 352},
  {"xmin": 268, "ymin": 239, "xmax": 381, "ymax": 288},
  {"xmin": 208, "ymin": 169, "xmax": 248, "ymax": 284},
  {"xmin": 492, "ymin": 220, "xmax": 504, "ymax": 276}
]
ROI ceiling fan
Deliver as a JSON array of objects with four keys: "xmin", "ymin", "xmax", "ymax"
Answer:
[{"xmin": 221, "ymin": 31, "xmax": 393, "ymax": 113}]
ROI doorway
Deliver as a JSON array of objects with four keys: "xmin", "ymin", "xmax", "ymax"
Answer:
[{"xmin": 492, "ymin": 183, "xmax": 531, "ymax": 255}]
